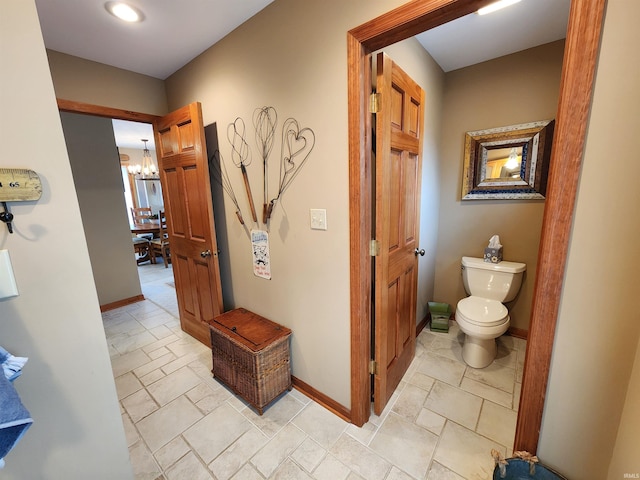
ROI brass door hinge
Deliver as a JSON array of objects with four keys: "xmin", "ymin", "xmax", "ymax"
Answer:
[
  {"xmin": 369, "ymin": 93, "xmax": 381, "ymax": 113},
  {"xmin": 370, "ymin": 239, "xmax": 380, "ymax": 257},
  {"xmin": 369, "ymin": 360, "xmax": 378, "ymax": 375}
]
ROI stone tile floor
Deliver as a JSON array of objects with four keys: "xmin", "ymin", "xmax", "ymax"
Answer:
[{"xmin": 103, "ymin": 260, "xmax": 525, "ymax": 479}]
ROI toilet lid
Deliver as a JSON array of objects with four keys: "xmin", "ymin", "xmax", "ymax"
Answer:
[{"xmin": 457, "ymin": 296, "xmax": 508, "ymax": 327}]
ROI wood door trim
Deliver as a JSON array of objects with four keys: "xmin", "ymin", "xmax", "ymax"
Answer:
[
  {"xmin": 56, "ymin": 99, "xmax": 161, "ymax": 224},
  {"xmin": 347, "ymin": 0, "xmax": 606, "ymax": 454},
  {"xmin": 57, "ymin": 98, "xmax": 161, "ymax": 124}
]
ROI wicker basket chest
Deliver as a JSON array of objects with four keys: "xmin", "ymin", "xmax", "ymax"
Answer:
[{"xmin": 209, "ymin": 308, "xmax": 292, "ymax": 414}]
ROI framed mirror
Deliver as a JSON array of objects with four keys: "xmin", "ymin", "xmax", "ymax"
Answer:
[{"xmin": 461, "ymin": 120, "xmax": 554, "ymax": 200}]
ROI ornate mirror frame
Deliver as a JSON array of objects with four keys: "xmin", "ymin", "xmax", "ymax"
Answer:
[
  {"xmin": 462, "ymin": 120, "xmax": 555, "ymax": 200},
  {"xmin": 347, "ymin": 0, "xmax": 606, "ymax": 454}
]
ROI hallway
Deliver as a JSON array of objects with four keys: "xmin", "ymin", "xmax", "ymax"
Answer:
[{"xmin": 103, "ymin": 261, "xmax": 524, "ymax": 479}]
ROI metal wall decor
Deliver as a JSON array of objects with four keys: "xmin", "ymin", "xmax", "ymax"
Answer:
[
  {"xmin": 253, "ymin": 107, "xmax": 278, "ymax": 224},
  {"xmin": 219, "ymin": 107, "xmax": 316, "ymax": 228},
  {"xmin": 215, "ymin": 107, "xmax": 316, "ymax": 281},
  {"xmin": 228, "ymin": 117, "xmax": 258, "ymax": 224},
  {"xmin": 266, "ymin": 117, "xmax": 316, "ymax": 219},
  {"xmin": 210, "ymin": 148, "xmax": 245, "ymax": 225}
]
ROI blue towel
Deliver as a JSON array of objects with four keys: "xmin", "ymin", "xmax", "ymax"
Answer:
[{"xmin": 0, "ymin": 356, "xmax": 33, "ymax": 468}]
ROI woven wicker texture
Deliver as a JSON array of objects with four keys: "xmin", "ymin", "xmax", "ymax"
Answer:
[{"xmin": 209, "ymin": 308, "xmax": 292, "ymax": 414}]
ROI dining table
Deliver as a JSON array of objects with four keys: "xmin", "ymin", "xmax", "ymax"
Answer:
[{"xmin": 130, "ymin": 220, "xmax": 160, "ymax": 237}]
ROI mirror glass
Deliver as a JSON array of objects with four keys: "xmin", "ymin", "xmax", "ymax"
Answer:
[{"xmin": 484, "ymin": 146, "xmax": 523, "ymax": 180}]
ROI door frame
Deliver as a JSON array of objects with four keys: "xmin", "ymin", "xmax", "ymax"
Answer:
[
  {"xmin": 58, "ymin": 99, "xmax": 160, "ymax": 124},
  {"xmin": 347, "ymin": 0, "xmax": 606, "ymax": 453},
  {"xmin": 57, "ymin": 99, "xmax": 162, "ymax": 302}
]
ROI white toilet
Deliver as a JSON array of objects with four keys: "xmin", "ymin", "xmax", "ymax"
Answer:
[{"xmin": 456, "ymin": 256, "xmax": 526, "ymax": 368}]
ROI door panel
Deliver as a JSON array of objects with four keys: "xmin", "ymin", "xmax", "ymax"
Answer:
[
  {"xmin": 195, "ymin": 259, "xmax": 214, "ymax": 318},
  {"xmin": 404, "ymin": 153, "xmax": 419, "ymax": 241},
  {"xmin": 174, "ymin": 252, "xmax": 195, "ymax": 314},
  {"xmin": 163, "ymin": 168, "xmax": 185, "ymax": 236},
  {"xmin": 389, "ymin": 149, "xmax": 402, "ymax": 249},
  {"xmin": 183, "ymin": 162, "xmax": 208, "ymax": 240},
  {"xmin": 373, "ymin": 53, "xmax": 425, "ymax": 415},
  {"xmin": 154, "ymin": 102, "xmax": 223, "ymax": 345}
]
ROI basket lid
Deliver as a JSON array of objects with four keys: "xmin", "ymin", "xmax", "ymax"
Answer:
[{"xmin": 211, "ymin": 308, "xmax": 291, "ymax": 351}]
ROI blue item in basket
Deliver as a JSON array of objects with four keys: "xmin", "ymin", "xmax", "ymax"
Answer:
[
  {"xmin": 0, "ymin": 346, "xmax": 28, "ymax": 382},
  {"xmin": 493, "ymin": 458, "xmax": 567, "ymax": 479},
  {"xmin": 0, "ymin": 373, "xmax": 33, "ymax": 468}
]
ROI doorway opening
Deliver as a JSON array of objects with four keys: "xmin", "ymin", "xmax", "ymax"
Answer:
[
  {"xmin": 58, "ymin": 101, "xmax": 170, "ymax": 309},
  {"xmin": 347, "ymin": 0, "xmax": 607, "ymax": 455},
  {"xmin": 112, "ymin": 119, "xmax": 164, "ymax": 223}
]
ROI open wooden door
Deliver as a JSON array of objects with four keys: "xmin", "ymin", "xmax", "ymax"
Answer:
[
  {"xmin": 153, "ymin": 102, "xmax": 223, "ymax": 345},
  {"xmin": 373, "ymin": 53, "xmax": 425, "ymax": 415}
]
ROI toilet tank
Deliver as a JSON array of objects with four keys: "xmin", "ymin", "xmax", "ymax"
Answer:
[{"xmin": 461, "ymin": 256, "xmax": 526, "ymax": 302}]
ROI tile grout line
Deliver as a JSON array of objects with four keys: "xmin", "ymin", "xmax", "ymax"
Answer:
[{"xmin": 114, "ymin": 264, "xmax": 525, "ymax": 479}]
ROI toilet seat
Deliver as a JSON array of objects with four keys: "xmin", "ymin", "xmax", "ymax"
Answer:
[{"xmin": 457, "ymin": 296, "xmax": 508, "ymax": 327}]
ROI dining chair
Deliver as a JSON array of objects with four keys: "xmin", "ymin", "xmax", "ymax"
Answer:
[
  {"xmin": 132, "ymin": 236, "xmax": 151, "ymax": 265},
  {"xmin": 131, "ymin": 207, "xmax": 154, "ymax": 240},
  {"xmin": 131, "ymin": 207, "xmax": 153, "ymax": 224},
  {"xmin": 150, "ymin": 210, "xmax": 170, "ymax": 268}
]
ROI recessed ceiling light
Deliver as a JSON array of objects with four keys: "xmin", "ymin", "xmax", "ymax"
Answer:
[
  {"xmin": 477, "ymin": 0, "xmax": 522, "ymax": 16},
  {"xmin": 105, "ymin": 2, "xmax": 144, "ymax": 23}
]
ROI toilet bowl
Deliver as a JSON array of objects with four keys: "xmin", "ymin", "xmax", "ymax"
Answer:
[
  {"xmin": 455, "ymin": 256, "xmax": 526, "ymax": 368},
  {"xmin": 456, "ymin": 296, "xmax": 510, "ymax": 368}
]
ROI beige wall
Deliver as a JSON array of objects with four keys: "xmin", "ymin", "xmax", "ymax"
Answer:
[
  {"xmin": 164, "ymin": 0, "xmax": 411, "ymax": 407},
  {"xmin": 608, "ymin": 340, "xmax": 640, "ymax": 479},
  {"xmin": 538, "ymin": 0, "xmax": 640, "ymax": 476},
  {"xmin": 47, "ymin": 50, "xmax": 169, "ymax": 116},
  {"xmin": 434, "ymin": 41, "xmax": 564, "ymax": 331},
  {"xmin": 61, "ymin": 112, "xmax": 142, "ymax": 306},
  {"xmin": 21, "ymin": 0, "xmax": 639, "ymax": 475},
  {"xmin": 0, "ymin": 1, "xmax": 133, "ymax": 477}
]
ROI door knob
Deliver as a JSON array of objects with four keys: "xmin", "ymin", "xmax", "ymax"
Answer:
[
  {"xmin": 414, "ymin": 248, "xmax": 425, "ymax": 257},
  {"xmin": 200, "ymin": 250, "xmax": 212, "ymax": 258}
]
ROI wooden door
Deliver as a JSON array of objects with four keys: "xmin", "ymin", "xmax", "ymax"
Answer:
[
  {"xmin": 153, "ymin": 102, "xmax": 223, "ymax": 345},
  {"xmin": 373, "ymin": 53, "xmax": 425, "ymax": 415}
]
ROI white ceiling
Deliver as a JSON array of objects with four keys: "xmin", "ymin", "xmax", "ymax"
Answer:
[
  {"xmin": 111, "ymin": 119, "xmax": 155, "ymax": 151},
  {"xmin": 416, "ymin": 0, "xmax": 570, "ymax": 73},
  {"xmin": 35, "ymin": 0, "xmax": 570, "ymax": 149},
  {"xmin": 35, "ymin": 0, "xmax": 276, "ymax": 80}
]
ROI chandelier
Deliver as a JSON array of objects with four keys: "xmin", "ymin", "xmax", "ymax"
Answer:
[{"xmin": 127, "ymin": 139, "xmax": 159, "ymax": 179}]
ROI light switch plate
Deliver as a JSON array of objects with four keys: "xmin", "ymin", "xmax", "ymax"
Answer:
[
  {"xmin": 0, "ymin": 250, "xmax": 19, "ymax": 299},
  {"xmin": 310, "ymin": 209, "xmax": 327, "ymax": 230}
]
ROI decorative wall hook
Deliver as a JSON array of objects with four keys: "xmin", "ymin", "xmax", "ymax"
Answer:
[
  {"xmin": 0, "ymin": 168, "xmax": 43, "ymax": 234},
  {"xmin": 0, "ymin": 202, "xmax": 14, "ymax": 234}
]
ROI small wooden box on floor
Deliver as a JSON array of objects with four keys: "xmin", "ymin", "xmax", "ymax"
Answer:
[{"xmin": 208, "ymin": 308, "xmax": 292, "ymax": 414}]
